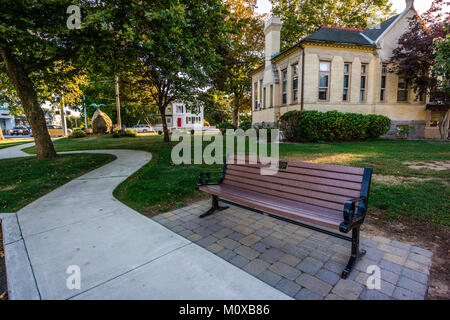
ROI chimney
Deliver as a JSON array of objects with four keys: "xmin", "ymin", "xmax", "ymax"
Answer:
[
  {"xmin": 264, "ymin": 15, "xmax": 282, "ymax": 66},
  {"xmin": 405, "ymin": 0, "xmax": 414, "ymax": 10}
]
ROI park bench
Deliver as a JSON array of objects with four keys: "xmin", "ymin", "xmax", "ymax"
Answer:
[{"xmin": 196, "ymin": 155, "xmax": 372, "ymax": 279}]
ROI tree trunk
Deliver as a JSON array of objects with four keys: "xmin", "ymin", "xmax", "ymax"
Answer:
[
  {"xmin": 159, "ymin": 106, "xmax": 170, "ymax": 142},
  {"xmin": 0, "ymin": 127, "xmax": 4, "ymax": 141},
  {"xmin": 439, "ymin": 110, "xmax": 450, "ymax": 140},
  {"xmin": 0, "ymin": 46, "xmax": 57, "ymax": 159},
  {"xmin": 232, "ymin": 108, "xmax": 240, "ymax": 127}
]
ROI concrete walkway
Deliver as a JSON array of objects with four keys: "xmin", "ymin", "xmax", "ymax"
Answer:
[{"xmin": 0, "ymin": 144, "xmax": 289, "ymax": 300}]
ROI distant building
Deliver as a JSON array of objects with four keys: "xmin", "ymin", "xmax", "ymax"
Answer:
[
  {"xmin": 0, "ymin": 105, "xmax": 16, "ymax": 134},
  {"xmin": 250, "ymin": 0, "xmax": 447, "ymax": 139},
  {"xmin": 43, "ymin": 110, "xmax": 63, "ymax": 127},
  {"xmin": 163, "ymin": 101, "xmax": 204, "ymax": 130}
]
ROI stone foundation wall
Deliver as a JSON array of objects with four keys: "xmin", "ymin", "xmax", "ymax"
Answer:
[
  {"xmin": 385, "ymin": 120, "xmax": 426, "ymax": 139},
  {"xmin": 252, "ymin": 121, "xmax": 278, "ymax": 128}
]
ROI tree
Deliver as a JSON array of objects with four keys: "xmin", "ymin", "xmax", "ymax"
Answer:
[
  {"xmin": 201, "ymin": 89, "xmax": 234, "ymax": 125},
  {"xmin": 0, "ymin": 0, "xmax": 136, "ymax": 157},
  {"xmin": 434, "ymin": 23, "xmax": 450, "ymax": 139},
  {"xmin": 271, "ymin": 0, "xmax": 393, "ymax": 49},
  {"xmin": 391, "ymin": 0, "xmax": 450, "ymax": 139},
  {"xmin": 213, "ymin": 0, "xmax": 266, "ymax": 127},
  {"xmin": 109, "ymin": 0, "xmax": 229, "ymax": 142},
  {"xmin": 0, "ymin": 1, "xmax": 105, "ymax": 158},
  {"xmin": 435, "ymin": 23, "xmax": 450, "ymax": 95}
]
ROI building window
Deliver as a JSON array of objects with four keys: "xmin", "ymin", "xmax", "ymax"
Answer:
[
  {"xmin": 176, "ymin": 105, "xmax": 183, "ymax": 113},
  {"xmin": 167, "ymin": 118, "xmax": 171, "ymax": 124},
  {"xmin": 397, "ymin": 77, "xmax": 408, "ymax": 102},
  {"xmin": 263, "ymin": 87, "xmax": 266, "ymax": 108},
  {"xmin": 254, "ymin": 82, "xmax": 258, "ymax": 110},
  {"xmin": 360, "ymin": 64, "xmax": 367, "ymax": 102},
  {"xmin": 380, "ymin": 64, "xmax": 387, "ymax": 102},
  {"xmin": 343, "ymin": 63, "xmax": 351, "ymax": 101},
  {"xmin": 259, "ymin": 80, "xmax": 263, "ymax": 106},
  {"xmin": 292, "ymin": 64, "xmax": 299, "ymax": 103},
  {"xmin": 282, "ymin": 69, "xmax": 287, "ymax": 105},
  {"xmin": 270, "ymin": 85, "xmax": 273, "ymax": 108},
  {"xmin": 319, "ymin": 61, "xmax": 330, "ymax": 101}
]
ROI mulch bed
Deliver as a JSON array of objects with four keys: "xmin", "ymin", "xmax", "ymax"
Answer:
[{"xmin": 0, "ymin": 221, "xmax": 7, "ymax": 300}]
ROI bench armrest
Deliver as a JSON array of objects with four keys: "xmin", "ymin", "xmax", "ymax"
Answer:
[
  {"xmin": 196, "ymin": 171, "xmax": 224, "ymax": 188},
  {"xmin": 339, "ymin": 196, "xmax": 367, "ymax": 233}
]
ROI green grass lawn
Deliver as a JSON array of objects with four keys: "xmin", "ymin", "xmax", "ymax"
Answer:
[
  {"xmin": 22, "ymin": 136, "xmax": 450, "ymax": 227},
  {"xmin": 0, "ymin": 153, "xmax": 115, "ymax": 212}
]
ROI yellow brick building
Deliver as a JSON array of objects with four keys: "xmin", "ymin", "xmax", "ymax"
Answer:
[{"xmin": 250, "ymin": 0, "xmax": 445, "ymax": 139}]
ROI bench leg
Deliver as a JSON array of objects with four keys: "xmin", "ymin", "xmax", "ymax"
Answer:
[
  {"xmin": 200, "ymin": 196, "xmax": 229, "ymax": 218},
  {"xmin": 341, "ymin": 226, "xmax": 366, "ymax": 279}
]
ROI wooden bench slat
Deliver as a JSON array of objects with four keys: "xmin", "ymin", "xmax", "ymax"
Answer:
[
  {"xmin": 199, "ymin": 184, "xmax": 343, "ymax": 229},
  {"xmin": 225, "ymin": 168, "xmax": 361, "ymax": 198},
  {"xmin": 286, "ymin": 166, "xmax": 363, "ymax": 183},
  {"xmin": 231, "ymin": 155, "xmax": 365, "ymax": 175},
  {"xmin": 223, "ymin": 179, "xmax": 344, "ymax": 211},
  {"xmin": 226, "ymin": 165, "xmax": 363, "ymax": 190},
  {"xmin": 224, "ymin": 174, "xmax": 354, "ymax": 204}
]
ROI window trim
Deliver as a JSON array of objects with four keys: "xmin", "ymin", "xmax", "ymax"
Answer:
[
  {"xmin": 397, "ymin": 77, "xmax": 409, "ymax": 102},
  {"xmin": 263, "ymin": 87, "xmax": 266, "ymax": 108},
  {"xmin": 292, "ymin": 64, "xmax": 299, "ymax": 104},
  {"xmin": 319, "ymin": 61, "xmax": 331, "ymax": 102},
  {"xmin": 360, "ymin": 64, "xmax": 368, "ymax": 102},
  {"xmin": 254, "ymin": 81, "xmax": 258, "ymax": 110},
  {"xmin": 343, "ymin": 63, "xmax": 351, "ymax": 102},
  {"xmin": 282, "ymin": 69, "xmax": 288, "ymax": 105},
  {"xmin": 259, "ymin": 79, "xmax": 263, "ymax": 106},
  {"xmin": 380, "ymin": 64, "xmax": 387, "ymax": 102},
  {"xmin": 270, "ymin": 85, "xmax": 273, "ymax": 108}
]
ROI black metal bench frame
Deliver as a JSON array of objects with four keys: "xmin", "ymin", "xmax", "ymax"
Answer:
[{"xmin": 196, "ymin": 159, "xmax": 372, "ymax": 279}]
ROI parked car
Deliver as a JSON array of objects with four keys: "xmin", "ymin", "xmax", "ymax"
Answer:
[
  {"xmin": 8, "ymin": 126, "xmax": 30, "ymax": 135},
  {"xmin": 131, "ymin": 124, "xmax": 154, "ymax": 133}
]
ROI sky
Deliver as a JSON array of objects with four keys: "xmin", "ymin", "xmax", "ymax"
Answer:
[{"xmin": 255, "ymin": 0, "xmax": 438, "ymax": 15}]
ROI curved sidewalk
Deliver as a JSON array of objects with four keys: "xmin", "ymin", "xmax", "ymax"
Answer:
[{"xmin": 0, "ymin": 144, "xmax": 289, "ymax": 300}]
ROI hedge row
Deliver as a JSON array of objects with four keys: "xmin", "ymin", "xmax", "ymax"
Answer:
[{"xmin": 280, "ymin": 110, "xmax": 391, "ymax": 142}]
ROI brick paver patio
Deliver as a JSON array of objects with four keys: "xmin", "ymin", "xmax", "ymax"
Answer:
[{"xmin": 153, "ymin": 200, "xmax": 433, "ymax": 300}]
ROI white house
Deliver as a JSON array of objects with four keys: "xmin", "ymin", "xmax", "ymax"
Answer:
[
  {"xmin": 163, "ymin": 101, "xmax": 204, "ymax": 131},
  {"xmin": 0, "ymin": 104, "xmax": 16, "ymax": 134}
]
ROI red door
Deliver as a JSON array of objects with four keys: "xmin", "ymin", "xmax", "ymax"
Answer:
[{"xmin": 177, "ymin": 118, "xmax": 182, "ymax": 127}]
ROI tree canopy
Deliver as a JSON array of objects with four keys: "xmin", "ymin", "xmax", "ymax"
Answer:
[{"xmin": 211, "ymin": 0, "xmax": 266, "ymax": 126}]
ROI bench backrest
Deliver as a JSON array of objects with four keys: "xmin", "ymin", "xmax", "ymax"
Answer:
[{"xmin": 222, "ymin": 155, "xmax": 371, "ymax": 212}]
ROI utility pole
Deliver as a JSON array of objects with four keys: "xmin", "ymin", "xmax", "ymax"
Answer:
[
  {"xmin": 115, "ymin": 75, "xmax": 122, "ymax": 129},
  {"xmin": 83, "ymin": 95, "xmax": 88, "ymax": 129},
  {"xmin": 61, "ymin": 91, "xmax": 68, "ymax": 136}
]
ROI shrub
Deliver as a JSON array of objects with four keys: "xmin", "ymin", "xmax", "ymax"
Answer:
[
  {"xmin": 158, "ymin": 130, "xmax": 163, "ymax": 135},
  {"xmin": 190, "ymin": 129, "xmax": 195, "ymax": 135},
  {"xmin": 68, "ymin": 130, "xmax": 87, "ymax": 139},
  {"xmin": 239, "ymin": 119, "xmax": 252, "ymax": 131},
  {"xmin": 217, "ymin": 121, "xmax": 236, "ymax": 134},
  {"xmin": 203, "ymin": 119, "xmax": 210, "ymax": 127},
  {"xmin": 112, "ymin": 129, "xmax": 137, "ymax": 138},
  {"xmin": 256, "ymin": 122, "xmax": 278, "ymax": 142},
  {"xmin": 396, "ymin": 125, "xmax": 415, "ymax": 138},
  {"xmin": 280, "ymin": 110, "xmax": 391, "ymax": 142}
]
